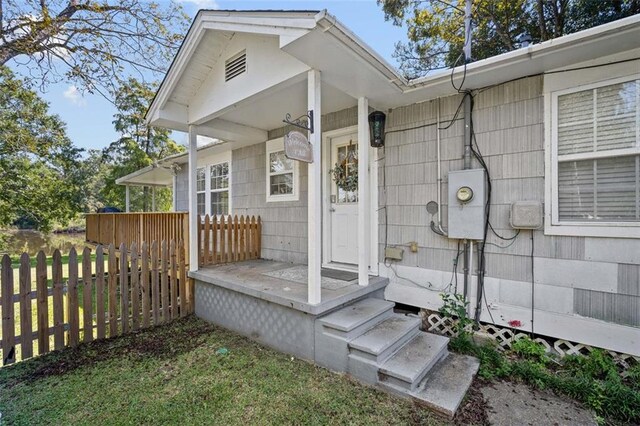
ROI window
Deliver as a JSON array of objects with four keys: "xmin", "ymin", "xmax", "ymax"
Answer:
[
  {"xmin": 196, "ymin": 167, "xmax": 206, "ymax": 216},
  {"xmin": 266, "ymin": 138, "xmax": 299, "ymax": 202},
  {"xmin": 193, "ymin": 151, "xmax": 232, "ymax": 218},
  {"xmin": 549, "ymin": 75, "xmax": 640, "ymax": 236},
  {"xmin": 210, "ymin": 162, "xmax": 229, "ymax": 216}
]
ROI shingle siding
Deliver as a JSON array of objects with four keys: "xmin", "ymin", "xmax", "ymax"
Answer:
[
  {"xmin": 232, "ymin": 142, "xmax": 308, "ymax": 264},
  {"xmin": 379, "ymin": 75, "xmax": 639, "ymax": 330}
]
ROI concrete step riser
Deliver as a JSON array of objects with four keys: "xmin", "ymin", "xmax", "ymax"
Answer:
[
  {"xmin": 380, "ymin": 350, "xmax": 449, "ymax": 392},
  {"xmin": 349, "ymin": 326, "xmax": 420, "ymax": 364},
  {"xmin": 322, "ymin": 308, "xmax": 394, "ymax": 340}
]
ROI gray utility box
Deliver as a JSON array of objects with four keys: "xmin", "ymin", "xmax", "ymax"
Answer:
[{"xmin": 447, "ymin": 169, "xmax": 487, "ymax": 240}]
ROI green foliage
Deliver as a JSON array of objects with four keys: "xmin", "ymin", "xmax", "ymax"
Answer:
[
  {"xmin": 378, "ymin": 0, "xmax": 640, "ymax": 78},
  {"xmin": 0, "ymin": 1, "xmax": 189, "ymax": 95},
  {"xmin": 100, "ymin": 78, "xmax": 184, "ymax": 212},
  {"xmin": 439, "ymin": 292, "xmax": 473, "ymax": 337},
  {"xmin": 0, "ymin": 66, "xmax": 85, "ymax": 231},
  {"xmin": 511, "ymin": 336, "xmax": 549, "ymax": 365},
  {"xmin": 450, "ymin": 337, "xmax": 640, "ymax": 423}
]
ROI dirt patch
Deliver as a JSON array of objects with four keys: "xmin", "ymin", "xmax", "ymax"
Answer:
[
  {"xmin": 455, "ymin": 377, "xmax": 490, "ymax": 425},
  {"xmin": 2, "ymin": 316, "xmax": 215, "ymax": 388},
  {"xmin": 480, "ymin": 380, "xmax": 597, "ymax": 426}
]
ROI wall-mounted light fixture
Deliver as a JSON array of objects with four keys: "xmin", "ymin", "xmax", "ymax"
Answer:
[{"xmin": 368, "ymin": 111, "xmax": 386, "ymax": 148}]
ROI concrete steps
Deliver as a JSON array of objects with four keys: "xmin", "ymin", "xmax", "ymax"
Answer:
[
  {"xmin": 349, "ymin": 316, "xmax": 421, "ymax": 363},
  {"xmin": 378, "ymin": 332, "xmax": 449, "ymax": 392},
  {"xmin": 315, "ymin": 298, "xmax": 479, "ymax": 419}
]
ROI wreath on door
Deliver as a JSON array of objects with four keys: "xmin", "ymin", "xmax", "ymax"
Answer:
[{"xmin": 329, "ymin": 140, "xmax": 358, "ymax": 192}]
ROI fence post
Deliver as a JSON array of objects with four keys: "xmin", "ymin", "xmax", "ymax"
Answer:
[
  {"xmin": 141, "ymin": 242, "xmax": 150, "ymax": 328},
  {"xmin": 130, "ymin": 242, "xmax": 140, "ymax": 331},
  {"xmin": 36, "ymin": 251, "xmax": 49, "ymax": 354},
  {"xmin": 119, "ymin": 242, "xmax": 129, "ymax": 334},
  {"xmin": 1, "ymin": 255, "xmax": 15, "ymax": 365},
  {"xmin": 170, "ymin": 241, "xmax": 178, "ymax": 320},
  {"xmin": 151, "ymin": 241, "xmax": 160, "ymax": 326},
  {"xmin": 19, "ymin": 253, "xmax": 33, "ymax": 359},
  {"xmin": 68, "ymin": 248, "xmax": 80, "ymax": 347},
  {"xmin": 96, "ymin": 245, "xmax": 106, "ymax": 339},
  {"xmin": 178, "ymin": 239, "xmax": 187, "ymax": 317},
  {"xmin": 108, "ymin": 244, "xmax": 118, "ymax": 337},
  {"xmin": 52, "ymin": 249, "xmax": 64, "ymax": 350},
  {"xmin": 161, "ymin": 240, "xmax": 169, "ymax": 324},
  {"xmin": 82, "ymin": 247, "xmax": 93, "ymax": 343}
]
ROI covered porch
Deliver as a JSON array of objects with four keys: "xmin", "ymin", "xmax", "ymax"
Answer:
[{"xmin": 143, "ymin": 11, "xmax": 392, "ymax": 306}]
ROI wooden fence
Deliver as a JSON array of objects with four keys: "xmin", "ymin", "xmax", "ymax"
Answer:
[
  {"xmin": 0, "ymin": 240, "xmax": 192, "ymax": 366},
  {"xmin": 85, "ymin": 213, "xmax": 189, "ymax": 265},
  {"xmin": 199, "ymin": 215, "xmax": 261, "ymax": 266}
]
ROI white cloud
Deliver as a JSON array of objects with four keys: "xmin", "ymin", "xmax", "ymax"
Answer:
[
  {"xmin": 176, "ymin": 0, "xmax": 219, "ymax": 9},
  {"xmin": 63, "ymin": 85, "xmax": 87, "ymax": 107}
]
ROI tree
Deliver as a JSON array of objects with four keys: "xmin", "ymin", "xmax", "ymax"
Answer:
[
  {"xmin": 0, "ymin": 0, "xmax": 188, "ymax": 95},
  {"xmin": 379, "ymin": 0, "xmax": 640, "ymax": 78},
  {"xmin": 0, "ymin": 66, "xmax": 84, "ymax": 231},
  {"xmin": 102, "ymin": 78, "xmax": 184, "ymax": 211}
]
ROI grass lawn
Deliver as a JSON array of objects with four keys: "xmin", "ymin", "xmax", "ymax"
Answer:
[{"xmin": 0, "ymin": 316, "xmax": 448, "ymax": 425}]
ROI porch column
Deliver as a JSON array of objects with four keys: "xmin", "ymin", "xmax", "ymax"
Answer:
[
  {"xmin": 125, "ymin": 185, "xmax": 130, "ymax": 212},
  {"xmin": 188, "ymin": 125, "xmax": 199, "ymax": 273},
  {"xmin": 357, "ymin": 97, "xmax": 371, "ymax": 286},
  {"xmin": 172, "ymin": 174, "xmax": 178, "ymax": 212},
  {"xmin": 152, "ymin": 186, "xmax": 156, "ymax": 212},
  {"xmin": 308, "ymin": 69, "xmax": 322, "ymax": 305}
]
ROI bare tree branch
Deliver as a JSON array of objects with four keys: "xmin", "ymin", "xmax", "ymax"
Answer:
[{"xmin": 0, "ymin": 0, "xmax": 188, "ymax": 97}]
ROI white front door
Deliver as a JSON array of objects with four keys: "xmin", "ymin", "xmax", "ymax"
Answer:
[{"xmin": 328, "ymin": 132, "xmax": 359, "ymax": 265}]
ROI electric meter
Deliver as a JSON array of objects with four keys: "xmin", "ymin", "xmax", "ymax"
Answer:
[{"xmin": 456, "ymin": 186, "xmax": 474, "ymax": 203}]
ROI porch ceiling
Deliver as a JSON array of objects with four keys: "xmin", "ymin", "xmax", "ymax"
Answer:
[
  {"xmin": 115, "ymin": 165, "xmax": 174, "ymax": 187},
  {"xmin": 201, "ymin": 77, "xmax": 356, "ymax": 132}
]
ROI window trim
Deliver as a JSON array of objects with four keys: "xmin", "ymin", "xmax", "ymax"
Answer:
[
  {"xmin": 193, "ymin": 150, "xmax": 232, "ymax": 218},
  {"xmin": 208, "ymin": 162, "xmax": 230, "ymax": 217},
  {"xmin": 545, "ymin": 73, "xmax": 640, "ymax": 238},
  {"xmin": 265, "ymin": 137, "xmax": 299, "ymax": 203}
]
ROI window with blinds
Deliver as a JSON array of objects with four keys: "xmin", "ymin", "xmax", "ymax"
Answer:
[{"xmin": 555, "ymin": 77, "xmax": 640, "ymax": 223}]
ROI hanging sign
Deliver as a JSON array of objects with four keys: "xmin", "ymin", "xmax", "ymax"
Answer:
[{"xmin": 284, "ymin": 130, "xmax": 313, "ymax": 163}]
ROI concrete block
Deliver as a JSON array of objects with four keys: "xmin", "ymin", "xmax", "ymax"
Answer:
[{"xmin": 534, "ymin": 257, "xmax": 617, "ymax": 292}]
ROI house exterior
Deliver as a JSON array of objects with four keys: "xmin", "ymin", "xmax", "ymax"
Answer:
[{"xmin": 115, "ymin": 10, "xmax": 640, "ymax": 358}]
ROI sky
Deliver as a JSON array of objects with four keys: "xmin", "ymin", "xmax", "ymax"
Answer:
[{"xmin": 26, "ymin": 0, "xmax": 407, "ymax": 154}]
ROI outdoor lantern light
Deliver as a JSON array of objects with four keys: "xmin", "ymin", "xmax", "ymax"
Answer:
[{"xmin": 368, "ymin": 111, "xmax": 386, "ymax": 148}]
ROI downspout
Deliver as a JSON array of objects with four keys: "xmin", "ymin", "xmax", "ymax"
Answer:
[
  {"xmin": 435, "ymin": 99, "xmax": 447, "ymax": 235},
  {"xmin": 462, "ymin": 0, "xmax": 473, "ymax": 311},
  {"xmin": 463, "ymin": 93, "xmax": 472, "ymax": 304}
]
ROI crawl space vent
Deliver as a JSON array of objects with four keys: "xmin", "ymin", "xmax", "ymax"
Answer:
[{"xmin": 225, "ymin": 51, "xmax": 246, "ymax": 82}]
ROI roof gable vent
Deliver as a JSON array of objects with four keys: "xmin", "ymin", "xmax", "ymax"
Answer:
[{"xmin": 225, "ymin": 50, "xmax": 246, "ymax": 82}]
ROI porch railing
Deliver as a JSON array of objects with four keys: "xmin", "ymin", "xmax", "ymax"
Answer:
[
  {"xmin": 198, "ymin": 215, "xmax": 261, "ymax": 266},
  {"xmin": 85, "ymin": 213, "xmax": 189, "ymax": 264}
]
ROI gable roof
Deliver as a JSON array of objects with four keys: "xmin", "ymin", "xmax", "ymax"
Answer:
[{"xmin": 146, "ymin": 9, "xmax": 640, "ymax": 127}]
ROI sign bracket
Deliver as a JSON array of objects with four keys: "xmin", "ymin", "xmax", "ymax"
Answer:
[{"xmin": 283, "ymin": 110, "xmax": 314, "ymax": 134}]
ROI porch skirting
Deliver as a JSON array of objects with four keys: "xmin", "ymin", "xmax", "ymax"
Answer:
[
  {"xmin": 195, "ymin": 282, "xmax": 318, "ymax": 359},
  {"xmin": 191, "ymin": 262, "xmax": 388, "ymax": 361}
]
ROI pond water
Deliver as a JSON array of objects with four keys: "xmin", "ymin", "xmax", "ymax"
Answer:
[{"xmin": 0, "ymin": 230, "xmax": 87, "ymax": 257}]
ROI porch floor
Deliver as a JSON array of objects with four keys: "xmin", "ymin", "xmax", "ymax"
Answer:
[{"xmin": 189, "ymin": 259, "xmax": 388, "ymax": 315}]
